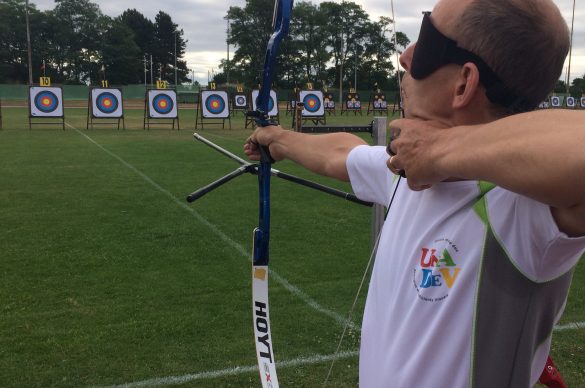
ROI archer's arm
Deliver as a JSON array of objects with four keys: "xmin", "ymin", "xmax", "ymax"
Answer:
[
  {"xmin": 390, "ymin": 110, "xmax": 585, "ymax": 237},
  {"xmin": 244, "ymin": 125, "xmax": 367, "ymax": 181}
]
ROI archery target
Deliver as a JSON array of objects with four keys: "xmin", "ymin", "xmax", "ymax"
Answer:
[
  {"xmin": 550, "ymin": 96, "xmax": 562, "ymax": 107},
  {"xmin": 234, "ymin": 93, "xmax": 247, "ymax": 108},
  {"xmin": 29, "ymin": 86, "xmax": 63, "ymax": 117},
  {"xmin": 147, "ymin": 89, "xmax": 178, "ymax": 118},
  {"xmin": 299, "ymin": 90, "xmax": 324, "ymax": 116},
  {"xmin": 566, "ymin": 97, "xmax": 576, "ymax": 108},
  {"xmin": 324, "ymin": 94, "xmax": 335, "ymax": 109},
  {"xmin": 581, "ymin": 97, "xmax": 585, "ymax": 108},
  {"xmin": 251, "ymin": 90, "xmax": 278, "ymax": 117},
  {"xmin": 202, "ymin": 90, "xmax": 229, "ymax": 118},
  {"xmin": 91, "ymin": 88, "xmax": 123, "ymax": 118}
]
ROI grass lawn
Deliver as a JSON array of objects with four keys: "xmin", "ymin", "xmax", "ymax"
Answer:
[{"xmin": 0, "ymin": 102, "xmax": 583, "ymax": 387}]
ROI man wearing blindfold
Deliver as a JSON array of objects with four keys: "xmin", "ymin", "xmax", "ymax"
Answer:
[{"xmin": 245, "ymin": 0, "xmax": 585, "ymax": 386}]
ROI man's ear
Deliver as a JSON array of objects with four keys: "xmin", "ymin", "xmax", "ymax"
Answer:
[{"xmin": 452, "ymin": 62, "xmax": 481, "ymax": 109}]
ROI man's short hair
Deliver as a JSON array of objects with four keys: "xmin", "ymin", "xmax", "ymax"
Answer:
[{"xmin": 457, "ymin": 0, "xmax": 570, "ymax": 111}]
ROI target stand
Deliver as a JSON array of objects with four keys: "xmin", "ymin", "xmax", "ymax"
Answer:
[
  {"xmin": 87, "ymin": 87, "xmax": 125, "ymax": 129},
  {"xmin": 245, "ymin": 89, "xmax": 280, "ymax": 128},
  {"xmin": 285, "ymin": 88, "xmax": 300, "ymax": 116},
  {"xmin": 28, "ymin": 85, "xmax": 65, "ymax": 130},
  {"xmin": 392, "ymin": 94, "xmax": 404, "ymax": 115},
  {"xmin": 291, "ymin": 90, "xmax": 326, "ymax": 129},
  {"xmin": 367, "ymin": 90, "xmax": 389, "ymax": 115},
  {"xmin": 195, "ymin": 89, "xmax": 231, "ymax": 129},
  {"xmin": 144, "ymin": 88, "xmax": 180, "ymax": 130},
  {"xmin": 340, "ymin": 91, "xmax": 362, "ymax": 116},
  {"xmin": 323, "ymin": 91, "xmax": 336, "ymax": 115}
]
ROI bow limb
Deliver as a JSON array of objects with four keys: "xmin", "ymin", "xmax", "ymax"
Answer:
[{"xmin": 251, "ymin": 1, "xmax": 293, "ymax": 387}]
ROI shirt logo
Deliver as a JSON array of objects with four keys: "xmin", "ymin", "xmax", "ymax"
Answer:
[{"xmin": 413, "ymin": 239, "xmax": 462, "ymax": 302}]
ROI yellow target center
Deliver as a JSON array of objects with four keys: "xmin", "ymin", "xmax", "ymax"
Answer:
[
  {"xmin": 160, "ymin": 101, "xmax": 167, "ymax": 108},
  {"xmin": 42, "ymin": 98, "xmax": 51, "ymax": 106},
  {"xmin": 104, "ymin": 100, "xmax": 111, "ymax": 107}
]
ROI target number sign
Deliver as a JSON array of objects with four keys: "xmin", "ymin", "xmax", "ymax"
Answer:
[
  {"xmin": 251, "ymin": 89, "xmax": 278, "ymax": 117},
  {"xmin": 147, "ymin": 90, "xmax": 178, "ymax": 118},
  {"xmin": 202, "ymin": 90, "xmax": 229, "ymax": 118},
  {"xmin": 91, "ymin": 88, "xmax": 123, "ymax": 118},
  {"xmin": 29, "ymin": 86, "xmax": 64, "ymax": 117},
  {"xmin": 299, "ymin": 90, "xmax": 324, "ymax": 116}
]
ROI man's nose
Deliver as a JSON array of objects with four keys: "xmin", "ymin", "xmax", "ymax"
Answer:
[{"xmin": 399, "ymin": 43, "xmax": 416, "ymax": 72}]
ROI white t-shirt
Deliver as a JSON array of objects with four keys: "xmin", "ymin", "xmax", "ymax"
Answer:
[{"xmin": 346, "ymin": 145, "xmax": 585, "ymax": 387}]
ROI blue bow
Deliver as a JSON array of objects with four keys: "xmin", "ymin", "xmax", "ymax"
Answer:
[{"xmin": 249, "ymin": 0, "xmax": 293, "ymax": 386}]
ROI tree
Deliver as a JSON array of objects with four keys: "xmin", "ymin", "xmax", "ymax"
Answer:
[
  {"xmin": 226, "ymin": 0, "xmax": 282, "ymax": 87},
  {"xmin": 51, "ymin": 0, "xmax": 108, "ymax": 83},
  {"xmin": 100, "ymin": 19, "xmax": 142, "ymax": 84},
  {"xmin": 153, "ymin": 11, "xmax": 189, "ymax": 85},
  {"xmin": 0, "ymin": 0, "xmax": 35, "ymax": 83},
  {"xmin": 119, "ymin": 9, "xmax": 155, "ymax": 64}
]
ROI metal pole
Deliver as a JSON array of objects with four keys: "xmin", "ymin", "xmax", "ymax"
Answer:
[
  {"xmin": 566, "ymin": 0, "xmax": 576, "ymax": 94},
  {"xmin": 144, "ymin": 55, "xmax": 147, "ymax": 85},
  {"xmin": 150, "ymin": 54, "xmax": 153, "ymax": 85},
  {"xmin": 174, "ymin": 31, "xmax": 178, "ymax": 86},
  {"xmin": 25, "ymin": 0, "xmax": 33, "ymax": 84},
  {"xmin": 226, "ymin": 18, "xmax": 230, "ymax": 85}
]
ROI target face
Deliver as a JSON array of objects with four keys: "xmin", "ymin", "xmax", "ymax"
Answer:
[
  {"xmin": 550, "ymin": 96, "xmax": 562, "ymax": 107},
  {"xmin": 581, "ymin": 97, "xmax": 585, "ymax": 108},
  {"xmin": 202, "ymin": 90, "xmax": 229, "ymax": 118},
  {"xmin": 566, "ymin": 97, "xmax": 575, "ymax": 108},
  {"xmin": 234, "ymin": 94, "xmax": 247, "ymax": 108},
  {"xmin": 147, "ymin": 90, "xmax": 178, "ymax": 118},
  {"xmin": 299, "ymin": 90, "xmax": 324, "ymax": 116},
  {"xmin": 91, "ymin": 88, "xmax": 123, "ymax": 118},
  {"xmin": 29, "ymin": 87, "xmax": 64, "ymax": 117},
  {"xmin": 251, "ymin": 90, "xmax": 278, "ymax": 117}
]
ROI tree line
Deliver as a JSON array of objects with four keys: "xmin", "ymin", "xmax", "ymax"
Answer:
[
  {"xmin": 219, "ymin": 0, "xmax": 409, "ymax": 91},
  {"xmin": 0, "ymin": 0, "xmax": 189, "ymax": 85},
  {"xmin": 1, "ymin": 0, "xmax": 410, "ymax": 90}
]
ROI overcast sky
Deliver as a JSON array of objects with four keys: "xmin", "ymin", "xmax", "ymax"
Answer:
[{"xmin": 31, "ymin": 0, "xmax": 585, "ymax": 86}]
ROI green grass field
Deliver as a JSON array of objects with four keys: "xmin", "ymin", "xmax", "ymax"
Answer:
[{"xmin": 0, "ymin": 103, "xmax": 583, "ymax": 387}]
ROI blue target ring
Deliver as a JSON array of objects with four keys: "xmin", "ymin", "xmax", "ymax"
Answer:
[
  {"xmin": 152, "ymin": 93, "xmax": 174, "ymax": 114},
  {"xmin": 205, "ymin": 94, "xmax": 226, "ymax": 114},
  {"xmin": 303, "ymin": 93, "xmax": 321, "ymax": 113},
  {"xmin": 35, "ymin": 91, "xmax": 59, "ymax": 113},
  {"xmin": 96, "ymin": 92, "xmax": 118, "ymax": 114}
]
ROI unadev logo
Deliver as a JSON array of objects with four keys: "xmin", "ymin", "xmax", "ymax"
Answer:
[{"xmin": 412, "ymin": 239, "xmax": 462, "ymax": 303}]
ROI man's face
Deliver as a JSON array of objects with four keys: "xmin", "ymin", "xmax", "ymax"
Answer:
[{"xmin": 398, "ymin": 0, "xmax": 470, "ymax": 122}]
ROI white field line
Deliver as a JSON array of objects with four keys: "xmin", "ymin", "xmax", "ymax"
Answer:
[
  {"xmin": 96, "ymin": 350, "xmax": 358, "ymax": 388},
  {"xmin": 554, "ymin": 320, "xmax": 585, "ymax": 331},
  {"xmin": 68, "ymin": 123, "xmax": 358, "ymax": 332}
]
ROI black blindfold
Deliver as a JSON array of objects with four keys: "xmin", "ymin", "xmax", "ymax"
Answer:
[{"xmin": 411, "ymin": 12, "xmax": 534, "ymax": 113}]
